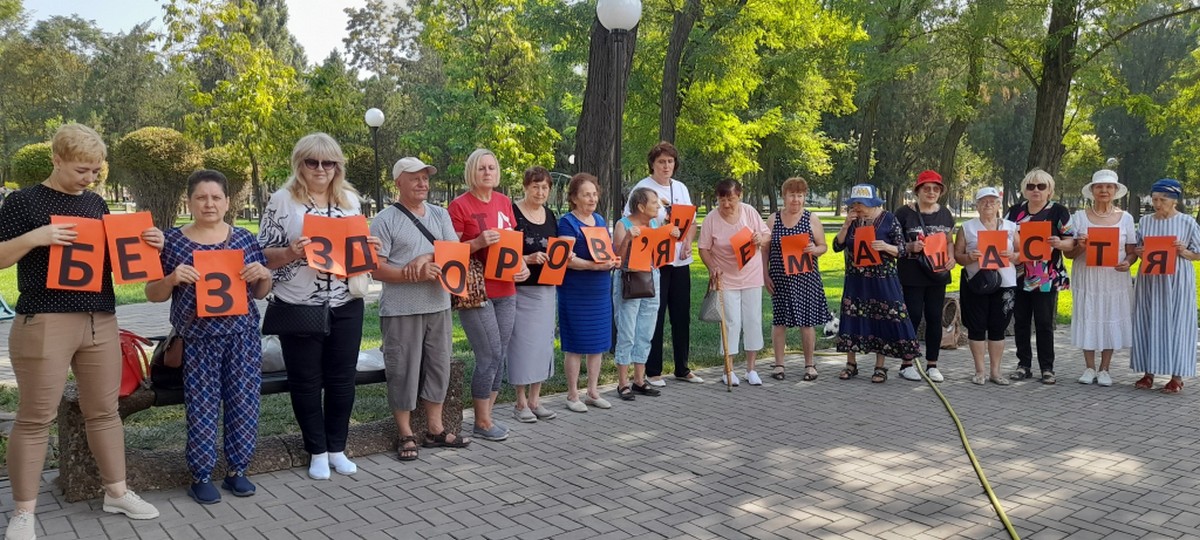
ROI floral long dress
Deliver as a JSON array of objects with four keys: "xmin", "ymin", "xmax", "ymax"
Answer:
[{"xmin": 831, "ymin": 211, "xmax": 921, "ymax": 360}]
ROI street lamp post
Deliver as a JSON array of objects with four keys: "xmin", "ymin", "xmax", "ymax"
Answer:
[
  {"xmin": 597, "ymin": 0, "xmax": 642, "ymax": 225},
  {"xmin": 364, "ymin": 108, "xmax": 386, "ymax": 216}
]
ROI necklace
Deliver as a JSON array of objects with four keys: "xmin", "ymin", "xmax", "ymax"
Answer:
[{"xmin": 1091, "ymin": 206, "xmax": 1115, "ymax": 218}]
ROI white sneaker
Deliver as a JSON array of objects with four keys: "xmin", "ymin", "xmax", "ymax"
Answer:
[
  {"xmin": 926, "ymin": 367, "xmax": 944, "ymax": 382},
  {"xmin": 1097, "ymin": 370, "xmax": 1112, "ymax": 387},
  {"xmin": 898, "ymin": 366, "xmax": 922, "ymax": 381},
  {"xmin": 5, "ymin": 509, "xmax": 35, "ymax": 540},
  {"xmin": 647, "ymin": 378, "xmax": 667, "ymax": 387},
  {"xmin": 1078, "ymin": 368, "xmax": 1096, "ymax": 384},
  {"xmin": 721, "ymin": 372, "xmax": 740, "ymax": 386},
  {"xmin": 565, "ymin": 399, "xmax": 588, "ymax": 413},
  {"xmin": 102, "ymin": 490, "xmax": 159, "ymax": 520},
  {"xmin": 746, "ymin": 370, "xmax": 763, "ymax": 386}
]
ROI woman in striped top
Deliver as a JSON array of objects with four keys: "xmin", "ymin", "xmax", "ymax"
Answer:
[{"xmin": 1130, "ymin": 179, "xmax": 1200, "ymax": 394}]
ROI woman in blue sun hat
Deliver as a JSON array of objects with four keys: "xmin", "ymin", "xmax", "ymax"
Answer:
[{"xmin": 832, "ymin": 184, "xmax": 921, "ymax": 383}]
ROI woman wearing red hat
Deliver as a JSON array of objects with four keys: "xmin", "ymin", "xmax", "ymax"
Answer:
[{"xmin": 894, "ymin": 170, "xmax": 956, "ymax": 382}]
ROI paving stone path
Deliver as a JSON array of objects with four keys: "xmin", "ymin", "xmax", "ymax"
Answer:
[{"xmin": 1, "ymin": 294, "xmax": 1198, "ymax": 538}]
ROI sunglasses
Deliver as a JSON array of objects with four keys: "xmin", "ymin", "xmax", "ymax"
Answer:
[
  {"xmin": 303, "ymin": 159, "xmax": 339, "ymax": 171},
  {"xmin": 1025, "ymin": 183, "xmax": 1048, "ymax": 191}
]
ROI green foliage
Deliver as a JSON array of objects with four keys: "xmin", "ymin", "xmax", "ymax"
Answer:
[
  {"xmin": 202, "ymin": 144, "xmax": 251, "ymax": 209},
  {"xmin": 113, "ymin": 127, "xmax": 202, "ymax": 230},
  {"xmin": 10, "ymin": 142, "xmax": 52, "ymax": 188},
  {"xmin": 342, "ymin": 143, "xmax": 380, "ymax": 201},
  {"xmin": 163, "ymin": 0, "xmax": 302, "ymax": 210}
]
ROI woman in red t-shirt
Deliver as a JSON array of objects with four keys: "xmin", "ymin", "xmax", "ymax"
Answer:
[{"xmin": 448, "ymin": 149, "xmax": 529, "ymax": 442}]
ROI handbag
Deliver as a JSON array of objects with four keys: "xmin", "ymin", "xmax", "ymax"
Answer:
[
  {"xmin": 965, "ymin": 268, "xmax": 1001, "ymax": 295},
  {"xmin": 621, "ymin": 270, "xmax": 655, "ymax": 299},
  {"xmin": 261, "ymin": 297, "xmax": 331, "ymax": 336},
  {"xmin": 912, "ymin": 205, "xmax": 952, "ymax": 285},
  {"xmin": 699, "ymin": 289, "xmax": 722, "ymax": 323},
  {"xmin": 150, "ymin": 329, "xmax": 184, "ymax": 369},
  {"xmin": 393, "ymin": 202, "xmax": 488, "ymax": 310},
  {"xmin": 119, "ymin": 329, "xmax": 153, "ymax": 397},
  {"xmin": 618, "ymin": 222, "xmax": 655, "ymax": 300}
]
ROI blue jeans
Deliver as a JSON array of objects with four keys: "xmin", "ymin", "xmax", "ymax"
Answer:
[{"xmin": 613, "ymin": 270, "xmax": 661, "ymax": 366}]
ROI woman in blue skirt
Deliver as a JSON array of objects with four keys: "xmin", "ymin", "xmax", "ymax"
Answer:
[{"xmin": 832, "ymin": 184, "xmax": 920, "ymax": 383}]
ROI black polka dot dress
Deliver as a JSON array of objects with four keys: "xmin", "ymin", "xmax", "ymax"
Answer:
[{"xmin": 766, "ymin": 210, "xmax": 831, "ymax": 328}]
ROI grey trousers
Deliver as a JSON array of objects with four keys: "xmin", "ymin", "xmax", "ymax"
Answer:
[{"xmin": 458, "ymin": 295, "xmax": 516, "ymax": 399}]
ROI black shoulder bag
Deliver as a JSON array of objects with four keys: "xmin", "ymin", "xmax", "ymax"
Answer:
[{"xmin": 394, "ymin": 202, "xmax": 487, "ymax": 310}]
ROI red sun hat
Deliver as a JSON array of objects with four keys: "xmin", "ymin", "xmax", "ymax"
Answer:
[{"xmin": 914, "ymin": 170, "xmax": 943, "ymax": 190}]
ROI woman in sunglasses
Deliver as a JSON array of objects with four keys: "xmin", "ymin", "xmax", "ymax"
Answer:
[
  {"xmin": 258, "ymin": 133, "xmax": 380, "ymax": 480},
  {"xmin": 1004, "ymin": 169, "xmax": 1073, "ymax": 384}
]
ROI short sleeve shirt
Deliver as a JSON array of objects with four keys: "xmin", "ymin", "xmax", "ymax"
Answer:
[
  {"xmin": 370, "ymin": 202, "xmax": 456, "ymax": 316},
  {"xmin": 448, "ymin": 191, "xmax": 517, "ymax": 299},
  {"xmin": 698, "ymin": 202, "xmax": 769, "ymax": 290},
  {"xmin": 0, "ymin": 185, "xmax": 115, "ymax": 313},
  {"xmin": 624, "ymin": 177, "xmax": 694, "ymax": 266},
  {"xmin": 513, "ymin": 203, "xmax": 558, "ymax": 286},
  {"xmin": 160, "ymin": 226, "xmax": 267, "ymax": 338},
  {"xmin": 1005, "ymin": 201, "xmax": 1074, "ymax": 292},
  {"xmin": 257, "ymin": 188, "xmax": 362, "ymax": 307}
]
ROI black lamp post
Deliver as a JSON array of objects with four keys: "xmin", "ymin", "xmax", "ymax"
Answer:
[
  {"xmin": 364, "ymin": 107, "xmax": 385, "ymax": 216},
  {"xmin": 597, "ymin": 0, "xmax": 642, "ymax": 224}
]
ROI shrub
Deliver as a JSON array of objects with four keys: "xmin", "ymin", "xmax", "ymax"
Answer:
[
  {"xmin": 112, "ymin": 128, "xmax": 202, "ymax": 231},
  {"xmin": 11, "ymin": 142, "xmax": 110, "ymax": 191},
  {"xmin": 202, "ymin": 145, "xmax": 252, "ymax": 220}
]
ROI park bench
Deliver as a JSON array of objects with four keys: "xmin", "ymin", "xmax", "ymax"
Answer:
[{"xmin": 55, "ymin": 344, "xmax": 465, "ymax": 502}]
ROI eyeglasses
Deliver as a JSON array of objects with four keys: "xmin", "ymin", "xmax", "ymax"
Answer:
[
  {"xmin": 977, "ymin": 199, "xmax": 999, "ymax": 206},
  {"xmin": 1025, "ymin": 183, "xmax": 1048, "ymax": 191},
  {"xmin": 303, "ymin": 159, "xmax": 339, "ymax": 171}
]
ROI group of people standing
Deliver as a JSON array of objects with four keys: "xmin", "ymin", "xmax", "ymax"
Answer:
[
  {"xmin": 4, "ymin": 124, "xmax": 1198, "ymax": 540},
  {"xmin": 837, "ymin": 168, "xmax": 1199, "ymax": 396}
]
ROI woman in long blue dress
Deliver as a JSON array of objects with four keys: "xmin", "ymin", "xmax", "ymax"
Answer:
[
  {"xmin": 765, "ymin": 177, "xmax": 831, "ymax": 382},
  {"xmin": 832, "ymin": 184, "xmax": 920, "ymax": 383},
  {"xmin": 1130, "ymin": 179, "xmax": 1200, "ymax": 394},
  {"xmin": 558, "ymin": 173, "xmax": 620, "ymax": 412}
]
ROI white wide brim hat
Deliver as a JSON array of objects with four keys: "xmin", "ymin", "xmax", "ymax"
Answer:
[{"xmin": 1081, "ymin": 169, "xmax": 1128, "ymax": 200}]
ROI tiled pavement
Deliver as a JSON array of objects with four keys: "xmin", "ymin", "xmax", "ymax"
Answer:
[{"xmin": 2, "ymin": 303, "xmax": 1199, "ymax": 538}]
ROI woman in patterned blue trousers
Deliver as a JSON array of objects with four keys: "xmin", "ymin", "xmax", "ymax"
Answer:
[{"xmin": 145, "ymin": 170, "xmax": 273, "ymax": 504}]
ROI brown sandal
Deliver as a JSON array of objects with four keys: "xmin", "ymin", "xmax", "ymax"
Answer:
[
  {"xmin": 871, "ymin": 367, "xmax": 888, "ymax": 383},
  {"xmin": 838, "ymin": 363, "xmax": 858, "ymax": 380},
  {"xmin": 423, "ymin": 430, "xmax": 472, "ymax": 449},
  {"xmin": 1162, "ymin": 379, "xmax": 1184, "ymax": 394},
  {"xmin": 802, "ymin": 365, "xmax": 819, "ymax": 381},
  {"xmin": 397, "ymin": 436, "xmax": 419, "ymax": 461}
]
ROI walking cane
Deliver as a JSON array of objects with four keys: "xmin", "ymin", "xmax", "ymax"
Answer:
[{"xmin": 713, "ymin": 274, "xmax": 734, "ymax": 392}]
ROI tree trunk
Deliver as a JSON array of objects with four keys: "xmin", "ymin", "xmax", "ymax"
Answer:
[
  {"xmin": 938, "ymin": 46, "xmax": 983, "ymax": 188},
  {"xmin": 1024, "ymin": 0, "xmax": 1078, "ymax": 181},
  {"xmin": 575, "ymin": 18, "xmax": 638, "ymax": 220},
  {"xmin": 247, "ymin": 143, "xmax": 263, "ymax": 217},
  {"xmin": 854, "ymin": 93, "xmax": 881, "ymax": 183},
  {"xmin": 659, "ymin": 0, "xmax": 702, "ymax": 144}
]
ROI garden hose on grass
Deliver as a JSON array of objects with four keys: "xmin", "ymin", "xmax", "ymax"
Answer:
[{"xmin": 914, "ymin": 357, "xmax": 1021, "ymax": 540}]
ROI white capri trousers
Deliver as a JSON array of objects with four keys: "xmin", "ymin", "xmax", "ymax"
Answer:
[{"xmin": 717, "ymin": 286, "xmax": 764, "ymax": 355}]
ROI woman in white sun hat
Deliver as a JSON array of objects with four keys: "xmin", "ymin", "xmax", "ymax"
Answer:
[{"xmin": 1067, "ymin": 169, "xmax": 1136, "ymax": 387}]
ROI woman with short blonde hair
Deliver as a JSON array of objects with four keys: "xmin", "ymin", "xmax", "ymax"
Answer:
[{"xmin": 2, "ymin": 124, "xmax": 162, "ymax": 539}]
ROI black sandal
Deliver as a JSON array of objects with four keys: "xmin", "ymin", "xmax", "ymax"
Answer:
[
  {"xmin": 397, "ymin": 436, "xmax": 419, "ymax": 461},
  {"xmin": 871, "ymin": 367, "xmax": 888, "ymax": 383},
  {"xmin": 838, "ymin": 363, "xmax": 858, "ymax": 380},
  {"xmin": 423, "ymin": 430, "xmax": 471, "ymax": 449},
  {"xmin": 617, "ymin": 385, "xmax": 636, "ymax": 401},
  {"xmin": 802, "ymin": 365, "xmax": 819, "ymax": 381},
  {"xmin": 771, "ymin": 365, "xmax": 786, "ymax": 380}
]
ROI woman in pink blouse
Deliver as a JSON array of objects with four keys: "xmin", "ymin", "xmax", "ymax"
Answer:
[{"xmin": 698, "ymin": 179, "xmax": 771, "ymax": 386}]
